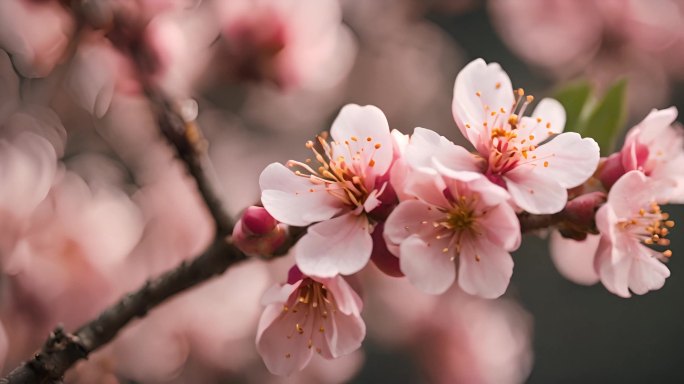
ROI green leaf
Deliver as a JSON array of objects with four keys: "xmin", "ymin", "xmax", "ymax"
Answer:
[
  {"xmin": 582, "ymin": 80, "xmax": 627, "ymax": 156},
  {"xmin": 554, "ymin": 81, "xmax": 592, "ymax": 134}
]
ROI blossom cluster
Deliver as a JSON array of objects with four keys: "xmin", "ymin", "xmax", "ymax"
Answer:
[{"xmin": 246, "ymin": 58, "xmax": 684, "ymax": 375}]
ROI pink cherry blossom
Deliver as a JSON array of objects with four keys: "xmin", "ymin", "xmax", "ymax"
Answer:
[
  {"xmin": 256, "ymin": 267, "xmax": 365, "ymax": 376},
  {"xmin": 260, "ymin": 104, "xmax": 393, "ymax": 277},
  {"xmin": 601, "ymin": 107, "xmax": 684, "ymax": 201},
  {"xmin": 594, "ymin": 171, "xmax": 674, "ymax": 298},
  {"xmin": 451, "ymin": 59, "xmax": 600, "ymax": 214},
  {"xmin": 384, "ymin": 169, "xmax": 520, "ymax": 298}
]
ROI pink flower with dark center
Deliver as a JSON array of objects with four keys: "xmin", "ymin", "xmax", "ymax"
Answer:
[
  {"xmin": 595, "ymin": 171, "xmax": 674, "ymax": 297},
  {"xmin": 450, "ymin": 59, "xmax": 600, "ymax": 214},
  {"xmin": 384, "ymin": 170, "xmax": 520, "ymax": 298},
  {"xmin": 260, "ymin": 104, "xmax": 393, "ymax": 277},
  {"xmin": 256, "ymin": 267, "xmax": 365, "ymax": 376}
]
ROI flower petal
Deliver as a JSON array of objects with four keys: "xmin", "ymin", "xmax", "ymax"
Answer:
[
  {"xmin": 479, "ymin": 203, "xmax": 521, "ymax": 251},
  {"xmin": 532, "ymin": 132, "xmax": 600, "ymax": 189},
  {"xmin": 260, "ymin": 163, "xmax": 344, "ymax": 226},
  {"xmin": 504, "ymin": 168, "xmax": 567, "ymax": 214},
  {"xmin": 399, "ymin": 235, "xmax": 455, "ymax": 294},
  {"xmin": 452, "ymin": 59, "xmax": 514, "ymax": 151},
  {"xmin": 633, "ymin": 107, "xmax": 678, "ymax": 144},
  {"xmin": 457, "ymin": 237, "xmax": 514, "ymax": 299},
  {"xmin": 405, "ymin": 127, "xmax": 481, "ymax": 174},
  {"xmin": 595, "ymin": 234, "xmax": 632, "ymax": 298},
  {"xmin": 627, "ymin": 254, "xmax": 670, "ymax": 296},
  {"xmin": 384, "ymin": 200, "xmax": 444, "ymax": 247},
  {"xmin": 295, "ymin": 212, "xmax": 373, "ymax": 277},
  {"xmin": 518, "ymin": 98, "xmax": 566, "ymax": 145},
  {"xmin": 256, "ymin": 293, "xmax": 314, "ymax": 375},
  {"xmin": 403, "ymin": 170, "xmax": 449, "ymax": 208},
  {"xmin": 318, "ymin": 275, "xmax": 363, "ymax": 315},
  {"xmin": 606, "ymin": 171, "xmax": 662, "ymax": 218},
  {"xmin": 328, "ymin": 308, "xmax": 366, "ymax": 358},
  {"xmin": 330, "ymin": 104, "xmax": 393, "ymax": 176}
]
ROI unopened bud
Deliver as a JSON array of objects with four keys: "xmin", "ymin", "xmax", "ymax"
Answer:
[
  {"xmin": 233, "ymin": 206, "xmax": 287, "ymax": 257},
  {"xmin": 597, "ymin": 153, "xmax": 626, "ymax": 190},
  {"xmin": 558, "ymin": 192, "xmax": 607, "ymax": 240},
  {"xmin": 241, "ymin": 206, "xmax": 279, "ymax": 235}
]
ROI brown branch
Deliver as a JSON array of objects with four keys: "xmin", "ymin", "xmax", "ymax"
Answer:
[
  {"xmin": 137, "ymin": 69, "xmax": 234, "ymax": 236},
  {"xmin": 519, "ymin": 212, "xmax": 561, "ymax": 233}
]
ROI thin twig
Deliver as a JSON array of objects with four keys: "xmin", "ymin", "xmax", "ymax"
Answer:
[{"xmin": 136, "ymin": 64, "xmax": 234, "ymax": 236}]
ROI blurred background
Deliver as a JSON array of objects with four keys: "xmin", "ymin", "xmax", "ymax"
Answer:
[{"xmin": 0, "ymin": 0, "xmax": 683, "ymax": 383}]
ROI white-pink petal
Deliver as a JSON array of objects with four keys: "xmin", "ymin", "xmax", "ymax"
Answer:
[
  {"xmin": 518, "ymin": 98, "xmax": 566, "ymax": 146},
  {"xmin": 295, "ymin": 212, "xmax": 373, "ymax": 277},
  {"xmin": 330, "ymin": 104, "xmax": 393, "ymax": 176},
  {"xmin": 479, "ymin": 204, "xmax": 521, "ymax": 251},
  {"xmin": 384, "ymin": 199, "xmax": 446, "ymax": 250},
  {"xmin": 532, "ymin": 132, "xmax": 600, "ymax": 189},
  {"xmin": 505, "ymin": 167, "xmax": 568, "ymax": 214},
  {"xmin": 399, "ymin": 235, "xmax": 455, "ymax": 295},
  {"xmin": 453, "ymin": 59, "xmax": 514, "ymax": 152},
  {"xmin": 457, "ymin": 237, "xmax": 514, "ymax": 299},
  {"xmin": 260, "ymin": 163, "xmax": 344, "ymax": 227},
  {"xmin": 405, "ymin": 127, "xmax": 481, "ymax": 174}
]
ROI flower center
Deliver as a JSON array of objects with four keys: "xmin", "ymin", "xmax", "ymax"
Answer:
[
  {"xmin": 430, "ymin": 195, "xmax": 481, "ymax": 261},
  {"xmin": 287, "ymin": 132, "xmax": 383, "ymax": 207},
  {"xmin": 619, "ymin": 202, "xmax": 675, "ymax": 258},
  {"xmin": 280, "ymin": 279, "xmax": 336, "ymax": 357},
  {"xmin": 472, "ymin": 88, "xmax": 555, "ymax": 174}
]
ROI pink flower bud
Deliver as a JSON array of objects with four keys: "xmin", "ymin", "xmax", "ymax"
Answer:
[
  {"xmin": 241, "ymin": 206, "xmax": 279, "ymax": 235},
  {"xmin": 557, "ymin": 191, "xmax": 606, "ymax": 240},
  {"xmin": 232, "ymin": 206, "xmax": 286, "ymax": 257},
  {"xmin": 597, "ymin": 153, "xmax": 626, "ymax": 190}
]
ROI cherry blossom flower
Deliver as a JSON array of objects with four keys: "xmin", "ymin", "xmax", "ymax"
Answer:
[
  {"xmin": 384, "ymin": 169, "xmax": 520, "ymax": 298},
  {"xmin": 450, "ymin": 59, "xmax": 600, "ymax": 214},
  {"xmin": 594, "ymin": 170, "xmax": 674, "ymax": 297},
  {"xmin": 599, "ymin": 107, "xmax": 684, "ymax": 200},
  {"xmin": 260, "ymin": 104, "xmax": 393, "ymax": 277},
  {"xmin": 256, "ymin": 267, "xmax": 365, "ymax": 376}
]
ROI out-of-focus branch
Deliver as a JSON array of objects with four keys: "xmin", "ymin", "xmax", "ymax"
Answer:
[{"xmin": 142, "ymin": 85, "xmax": 234, "ymax": 235}]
